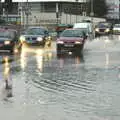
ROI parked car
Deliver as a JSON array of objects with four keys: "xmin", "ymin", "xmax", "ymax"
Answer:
[
  {"xmin": 56, "ymin": 29, "xmax": 87, "ymax": 56},
  {"xmin": 19, "ymin": 26, "xmax": 52, "ymax": 47},
  {"xmin": 95, "ymin": 22, "xmax": 113, "ymax": 37},
  {"xmin": 113, "ymin": 24, "xmax": 120, "ymax": 34},
  {"xmin": 0, "ymin": 28, "xmax": 19, "ymax": 53}
]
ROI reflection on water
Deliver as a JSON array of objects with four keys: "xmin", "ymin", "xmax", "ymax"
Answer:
[
  {"xmin": 31, "ymin": 52, "xmax": 87, "ymax": 93},
  {"xmin": 20, "ymin": 45, "xmax": 53, "ymax": 72},
  {"xmin": 0, "ymin": 56, "xmax": 13, "ymax": 100},
  {"xmin": 57, "ymin": 53, "xmax": 84, "ymax": 67},
  {"xmin": 20, "ymin": 49, "xmax": 27, "ymax": 70}
]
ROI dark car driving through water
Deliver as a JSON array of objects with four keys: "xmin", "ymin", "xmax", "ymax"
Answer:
[
  {"xmin": 19, "ymin": 26, "xmax": 52, "ymax": 47},
  {"xmin": 56, "ymin": 29, "xmax": 87, "ymax": 56},
  {"xmin": 95, "ymin": 22, "xmax": 113, "ymax": 37},
  {"xmin": 0, "ymin": 28, "xmax": 19, "ymax": 53}
]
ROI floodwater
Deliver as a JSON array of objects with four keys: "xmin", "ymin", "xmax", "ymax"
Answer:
[{"xmin": 0, "ymin": 35, "xmax": 120, "ymax": 120}]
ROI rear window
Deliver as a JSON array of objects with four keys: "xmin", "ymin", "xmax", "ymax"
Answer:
[
  {"xmin": 114, "ymin": 24, "xmax": 120, "ymax": 28},
  {"xmin": 25, "ymin": 28, "xmax": 48, "ymax": 35},
  {"xmin": 60, "ymin": 29, "xmax": 84, "ymax": 37},
  {"xmin": 97, "ymin": 23, "xmax": 111, "ymax": 28},
  {"xmin": 0, "ymin": 29, "xmax": 15, "ymax": 38}
]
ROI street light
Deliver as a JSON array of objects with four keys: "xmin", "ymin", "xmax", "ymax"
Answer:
[
  {"xmin": 56, "ymin": 2, "xmax": 59, "ymax": 24},
  {"xmin": 25, "ymin": 0, "xmax": 29, "ymax": 28},
  {"xmin": 76, "ymin": 0, "xmax": 78, "ymax": 22},
  {"xmin": 90, "ymin": 0, "xmax": 94, "ymax": 17},
  {"xmin": 90, "ymin": 0, "xmax": 95, "ymax": 39}
]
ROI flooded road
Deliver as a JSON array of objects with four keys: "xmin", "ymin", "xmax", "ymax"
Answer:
[{"xmin": 0, "ymin": 35, "xmax": 120, "ymax": 120}]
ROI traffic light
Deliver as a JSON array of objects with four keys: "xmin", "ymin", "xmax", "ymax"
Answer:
[{"xmin": 4, "ymin": 0, "xmax": 13, "ymax": 13}]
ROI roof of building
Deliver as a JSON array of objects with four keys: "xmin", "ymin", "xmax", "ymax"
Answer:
[{"xmin": 2, "ymin": 0, "xmax": 85, "ymax": 2}]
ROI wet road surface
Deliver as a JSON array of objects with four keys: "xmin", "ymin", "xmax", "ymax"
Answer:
[{"xmin": 0, "ymin": 35, "xmax": 120, "ymax": 120}]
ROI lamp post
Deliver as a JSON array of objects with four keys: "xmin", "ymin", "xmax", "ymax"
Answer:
[
  {"xmin": 76, "ymin": 0, "xmax": 78, "ymax": 22},
  {"xmin": 25, "ymin": 0, "xmax": 29, "ymax": 28},
  {"xmin": 56, "ymin": 2, "xmax": 59, "ymax": 24},
  {"xmin": 90, "ymin": 0, "xmax": 94, "ymax": 39}
]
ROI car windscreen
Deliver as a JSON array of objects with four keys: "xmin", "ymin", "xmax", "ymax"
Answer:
[
  {"xmin": 114, "ymin": 24, "xmax": 120, "ymax": 28},
  {"xmin": 97, "ymin": 23, "xmax": 111, "ymax": 28},
  {"xmin": 0, "ymin": 30, "xmax": 15, "ymax": 38},
  {"xmin": 25, "ymin": 28, "xmax": 46, "ymax": 35},
  {"xmin": 60, "ymin": 29, "xmax": 84, "ymax": 37}
]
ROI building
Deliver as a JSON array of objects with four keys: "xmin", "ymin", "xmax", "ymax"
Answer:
[
  {"xmin": 106, "ymin": 0, "xmax": 119, "ymax": 20},
  {"xmin": 1, "ymin": 0, "xmax": 88, "ymax": 25}
]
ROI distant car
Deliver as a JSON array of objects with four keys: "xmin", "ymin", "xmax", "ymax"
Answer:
[
  {"xmin": 113, "ymin": 24, "xmax": 120, "ymax": 34},
  {"xmin": 95, "ymin": 22, "xmax": 113, "ymax": 37},
  {"xmin": 56, "ymin": 29, "xmax": 87, "ymax": 55},
  {"xmin": 19, "ymin": 26, "xmax": 52, "ymax": 47},
  {"xmin": 0, "ymin": 28, "xmax": 19, "ymax": 53}
]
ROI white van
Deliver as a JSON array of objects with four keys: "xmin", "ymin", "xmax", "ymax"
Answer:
[
  {"xmin": 73, "ymin": 22, "xmax": 93, "ymax": 34},
  {"xmin": 73, "ymin": 22, "xmax": 94, "ymax": 39}
]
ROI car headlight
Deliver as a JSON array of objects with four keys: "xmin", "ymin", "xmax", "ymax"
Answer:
[
  {"xmin": 48, "ymin": 36, "xmax": 51, "ymax": 40},
  {"xmin": 45, "ymin": 36, "xmax": 52, "ymax": 40},
  {"xmin": 37, "ymin": 37, "xmax": 43, "ymax": 41},
  {"xmin": 75, "ymin": 41, "xmax": 82, "ymax": 44},
  {"xmin": 4, "ymin": 41, "xmax": 11, "ymax": 45},
  {"xmin": 105, "ymin": 28, "xmax": 110, "ymax": 32},
  {"xmin": 57, "ymin": 41, "xmax": 64, "ymax": 44},
  {"xmin": 20, "ymin": 36, "xmax": 26, "ymax": 42},
  {"xmin": 95, "ymin": 28, "xmax": 99, "ymax": 32}
]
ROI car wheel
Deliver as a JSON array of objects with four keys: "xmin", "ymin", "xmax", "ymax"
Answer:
[
  {"xmin": 41, "ymin": 42, "xmax": 45, "ymax": 47},
  {"xmin": 10, "ymin": 48, "xmax": 14, "ymax": 54},
  {"xmin": 75, "ymin": 45, "xmax": 83, "ymax": 55},
  {"xmin": 57, "ymin": 45, "xmax": 62, "ymax": 56}
]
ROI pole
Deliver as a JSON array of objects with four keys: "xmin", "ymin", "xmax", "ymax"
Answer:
[
  {"xmin": 91, "ymin": 0, "xmax": 93, "ymax": 16},
  {"xmin": 26, "ymin": 0, "xmax": 29, "ymax": 28},
  {"xmin": 56, "ymin": 3, "xmax": 59, "ymax": 24},
  {"xmin": 90, "ymin": 0, "xmax": 94, "ymax": 39},
  {"xmin": 0, "ymin": 0, "xmax": 2, "ymax": 20}
]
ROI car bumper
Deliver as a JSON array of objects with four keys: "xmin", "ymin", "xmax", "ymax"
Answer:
[
  {"xmin": 57, "ymin": 44, "xmax": 83, "ymax": 51},
  {"xmin": 23, "ymin": 41, "xmax": 45, "ymax": 45},
  {"xmin": 95, "ymin": 31, "xmax": 110, "ymax": 35}
]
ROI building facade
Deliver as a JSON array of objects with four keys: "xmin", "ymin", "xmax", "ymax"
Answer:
[
  {"xmin": 106, "ymin": 0, "xmax": 120, "ymax": 20},
  {"xmin": 0, "ymin": 0, "xmax": 109, "ymax": 25},
  {"xmin": 1, "ymin": 0, "xmax": 88, "ymax": 25}
]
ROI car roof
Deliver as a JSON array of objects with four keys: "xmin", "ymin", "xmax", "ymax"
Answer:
[
  {"xmin": 27, "ymin": 26, "xmax": 48, "ymax": 30},
  {"xmin": 64, "ymin": 28, "xmax": 84, "ymax": 31},
  {"xmin": 0, "ymin": 28, "xmax": 17, "ymax": 32}
]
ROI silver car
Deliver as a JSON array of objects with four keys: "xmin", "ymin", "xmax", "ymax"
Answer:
[{"xmin": 19, "ymin": 26, "xmax": 52, "ymax": 47}]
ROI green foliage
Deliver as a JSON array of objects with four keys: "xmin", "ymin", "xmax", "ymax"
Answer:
[
  {"xmin": 87, "ymin": 0, "xmax": 108, "ymax": 17},
  {"xmin": 0, "ymin": 19, "xmax": 6, "ymax": 24}
]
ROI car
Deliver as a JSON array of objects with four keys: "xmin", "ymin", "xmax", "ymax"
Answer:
[
  {"xmin": 95, "ymin": 22, "xmax": 113, "ymax": 37},
  {"xmin": 56, "ymin": 29, "xmax": 87, "ymax": 56},
  {"xmin": 19, "ymin": 26, "xmax": 52, "ymax": 47},
  {"xmin": 113, "ymin": 24, "xmax": 120, "ymax": 34},
  {"xmin": 0, "ymin": 28, "xmax": 19, "ymax": 53}
]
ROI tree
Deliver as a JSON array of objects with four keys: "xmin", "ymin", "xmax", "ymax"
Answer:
[
  {"xmin": 4, "ymin": 0, "xmax": 13, "ymax": 13},
  {"xmin": 87, "ymin": 0, "xmax": 108, "ymax": 17}
]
